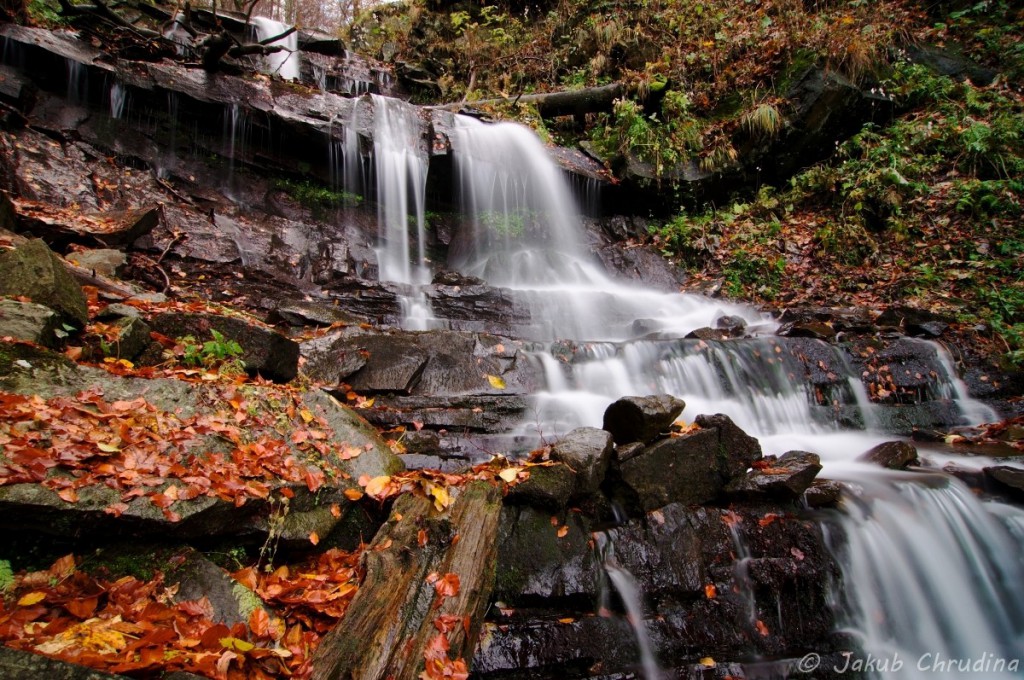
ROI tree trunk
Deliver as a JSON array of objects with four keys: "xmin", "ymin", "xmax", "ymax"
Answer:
[
  {"xmin": 468, "ymin": 82, "xmax": 624, "ymax": 118},
  {"xmin": 311, "ymin": 482, "xmax": 502, "ymax": 680}
]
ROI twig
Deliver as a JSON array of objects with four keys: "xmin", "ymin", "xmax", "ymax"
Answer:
[
  {"xmin": 133, "ymin": 253, "xmax": 172, "ymax": 292},
  {"xmin": 156, "ymin": 231, "xmax": 185, "ymax": 265}
]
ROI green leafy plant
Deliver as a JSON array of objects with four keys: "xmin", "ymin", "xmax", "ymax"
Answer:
[{"xmin": 176, "ymin": 330, "xmax": 245, "ymax": 375}]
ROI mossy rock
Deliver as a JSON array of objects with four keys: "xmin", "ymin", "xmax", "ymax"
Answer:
[{"xmin": 0, "ymin": 238, "xmax": 88, "ymax": 327}]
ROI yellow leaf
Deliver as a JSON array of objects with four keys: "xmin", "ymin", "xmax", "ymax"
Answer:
[
  {"xmin": 558, "ymin": 617, "xmax": 575, "ymax": 624},
  {"xmin": 220, "ymin": 636, "xmax": 255, "ymax": 652},
  {"xmin": 309, "ymin": 532, "xmax": 320, "ymax": 545},
  {"xmin": 486, "ymin": 374, "xmax": 506, "ymax": 389},
  {"xmin": 364, "ymin": 475, "xmax": 391, "ymax": 498},
  {"xmin": 426, "ymin": 482, "xmax": 451, "ymax": 511},
  {"xmin": 343, "ymin": 488, "xmax": 364, "ymax": 501},
  {"xmin": 18, "ymin": 592, "xmax": 46, "ymax": 606},
  {"xmin": 700, "ymin": 657, "xmax": 716, "ymax": 667},
  {"xmin": 299, "ymin": 408, "xmax": 314, "ymax": 423},
  {"xmin": 498, "ymin": 467, "xmax": 520, "ymax": 483},
  {"xmin": 556, "ymin": 525, "xmax": 569, "ymax": 538},
  {"xmin": 97, "ymin": 442, "xmax": 120, "ymax": 453}
]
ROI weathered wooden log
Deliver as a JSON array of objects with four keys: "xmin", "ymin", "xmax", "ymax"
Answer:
[
  {"xmin": 312, "ymin": 481, "xmax": 502, "ymax": 680},
  {"xmin": 465, "ymin": 82, "xmax": 624, "ymax": 118}
]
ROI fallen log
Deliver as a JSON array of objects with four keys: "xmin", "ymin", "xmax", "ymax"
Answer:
[
  {"xmin": 312, "ymin": 481, "xmax": 502, "ymax": 680},
  {"xmin": 459, "ymin": 82, "xmax": 625, "ymax": 118}
]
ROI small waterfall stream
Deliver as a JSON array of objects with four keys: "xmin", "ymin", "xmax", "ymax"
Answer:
[
  {"xmin": 358, "ymin": 105, "xmax": 1024, "ymax": 676},
  {"xmin": 251, "ymin": 17, "xmax": 300, "ymax": 81}
]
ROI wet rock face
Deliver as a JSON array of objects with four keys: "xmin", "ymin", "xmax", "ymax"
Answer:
[
  {"xmin": 0, "ymin": 299, "xmax": 60, "ymax": 347},
  {"xmin": 550, "ymin": 427, "xmax": 614, "ymax": 496},
  {"xmin": 617, "ymin": 413, "xmax": 763, "ymax": 511},
  {"xmin": 726, "ymin": 451, "xmax": 823, "ymax": 500},
  {"xmin": 479, "ymin": 498, "xmax": 844, "ymax": 678}
]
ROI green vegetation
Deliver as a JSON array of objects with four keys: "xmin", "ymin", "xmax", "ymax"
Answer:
[
  {"xmin": 177, "ymin": 330, "xmax": 246, "ymax": 375},
  {"xmin": 275, "ymin": 179, "xmax": 362, "ymax": 215},
  {"xmin": 0, "ymin": 560, "xmax": 13, "ymax": 592},
  {"xmin": 653, "ymin": 60, "xmax": 1023, "ymax": 364}
]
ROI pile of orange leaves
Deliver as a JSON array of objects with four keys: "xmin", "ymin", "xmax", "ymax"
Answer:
[
  {"xmin": 0, "ymin": 388, "xmax": 343, "ymax": 519},
  {"xmin": 0, "ymin": 549, "xmax": 362, "ymax": 679}
]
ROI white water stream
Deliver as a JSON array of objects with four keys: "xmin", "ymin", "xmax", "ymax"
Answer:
[
  {"xmin": 358, "ymin": 105, "xmax": 1024, "ymax": 677},
  {"xmin": 251, "ymin": 17, "xmax": 300, "ymax": 81}
]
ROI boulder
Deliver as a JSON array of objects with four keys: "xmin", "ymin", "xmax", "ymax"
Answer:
[
  {"xmin": 804, "ymin": 479, "xmax": 843, "ymax": 508},
  {"xmin": 776, "ymin": 320, "xmax": 835, "ymax": 340},
  {"xmin": 618, "ymin": 414, "xmax": 761, "ymax": 511},
  {"xmin": 0, "ymin": 238, "xmax": 88, "ymax": 327},
  {"xmin": 0, "ymin": 299, "xmax": 60, "ymax": 346},
  {"xmin": 858, "ymin": 440, "xmax": 919, "ymax": 470},
  {"xmin": 984, "ymin": 466, "xmax": 1024, "ymax": 497},
  {"xmin": 550, "ymin": 427, "xmax": 614, "ymax": 496},
  {"xmin": 104, "ymin": 316, "xmax": 153, "ymax": 361},
  {"xmin": 875, "ymin": 306, "xmax": 951, "ymax": 337},
  {"xmin": 726, "ymin": 451, "xmax": 823, "ymax": 500},
  {"xmin": 602, "ymin": 394, "xmax": 686, "ymax": 445},
  {"xmin": 148, "ymin": 311, "xmax": 300, "ymax": 383},
  {"xmin": 505, "ymin": 464, "xmax": 576, "ymax": 510},
  {"xmin": 65, "ymin": 249, "xmax": 127, "ymax": 278},
  {"xmin": 716, "ymin": 314, "xmax": 747, "ymax": 337}
]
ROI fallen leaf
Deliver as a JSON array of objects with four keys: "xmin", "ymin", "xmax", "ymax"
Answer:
[
  {"xmin": 556, "ymin": 525, "xmax": 568, "ymax": 538},
  {"xmin": 18, "ymin": 592, "xmax": 46, "ymax": 606},
  {"xmin": 485, "ymin": 374, "xmax": 506, "ymax": 389}
]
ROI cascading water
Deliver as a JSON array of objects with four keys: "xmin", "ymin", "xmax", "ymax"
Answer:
[
  {"xmin": 358, "ymin": 102, "xmax": 1023, "ymax": 676},
  {"xmin": 109, "ymin": 81, "xmax": 127, "ymax": 119},
  {"xmin": 371, "ymin": 95, "xmax": 436, "ymax": 329},
  {"xmin": 826, "ymin": 473, "xmax": 1024, "ymax": 678},
  {"xmin": 251, "ymin": 17, "xmax": 300, "ymax": 81}
]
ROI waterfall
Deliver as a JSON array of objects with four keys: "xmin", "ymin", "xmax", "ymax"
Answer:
[
  {"xmin": 827, "ymin": 473, "xmax": 1024, "ymax": 678},
  {"xmin": 451, "ymin": 116, "xmax": 764, "ymax": 341},
  {"xmin": 357, "ymin": 100, "xmax": 1023, "ymax": 676},
  {"xmin": 251, "ymin": 17, "xmax": 300, "ymax": 81},
  {"xmin": 109, "ymin": 81, "xmax": 127, "ymax": 119}
]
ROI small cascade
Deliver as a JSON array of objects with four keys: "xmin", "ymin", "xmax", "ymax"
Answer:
[
  {"xmin": 66, "ymin": 58, "xmax": 88, "ymax": 105},
  {"xmin": 369, "ymin": 95, "xmax": 438, "ymax": 329},
  {"xmin": 109, "ymin": 81, "xmax": 127, "ymax": 119},
  {"xmin": 594, "ymin": 533, "xmax": 662, "ymax": 680},
  {"xmin": 162, "ymin": 12, "xmax": 192, "ymax": 56},
  {"xmin": 222, "ymin": 104, "xmax": 251, "ymax": 191},
  {"xmin": 251, "ymin": 17, "xmax": 300, "ymax": 81},
  {"xmin": 828, "ymin": 473, "xmax": 1024, "ymax": 678},
  {"xmin": 450, "ymin": 116, "xmax": 764, "ymax": 341},
  {"xmin": 327, "ymin": 103, "xmax": 365, "ymax": 198}
]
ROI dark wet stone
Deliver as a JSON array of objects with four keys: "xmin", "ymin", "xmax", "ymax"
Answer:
[
  {"xmin": 804, "ymin": 480, "xmax": 843, "ymax": 508},
  {"xmin": 165, "ymin": 548, "xmax": 269, "ymax": 626},
  {"xmin": 506, "ymin": 464, "xmax": 576, "ymax": 510},
  {"xmin": 984, "ymin": 466, "xmax": 1024, "ymax": 496},
  {"xmin": 618, "ymin": 414, "xmax": 761, "ymax": 511},
  {"xmin": 402, "ymin": 429, "xmax": 442, "ymax": 455},
  {"xmin": 685, "ymin": 326, "xmax": 727, "ymax": 341},
  {"xmin": 0, "ymin": 238, "xmax": 88, "ymax": 327},
  {"xmin": 431, "ymin": 270, "xmax": 485, "ymax": 286},
  {"xmin": 551, "ymin": 427, "xmax": 614, "ymax": 495},
  {"xmin": 149, "ymin": 311, "xmax": 300, "ymax": 383},
  {"xmin": 777, "ymin": 305, "xmax": 876, "ymax": 333},
  {"xmin": 858, "ymin": 440, "xmax": 919, "ymax": 470},
  {"xmin": 493, "ymin": 504, "xmax": 599, "ymax": 601},
  {"xmin": 306, "ymin": 329, "xmax": 537, "ymax": 396},
  {"xmin": 875, "ymin": 305, "xmax": 951, "ymax": 333},
  {"xmin": 593, "ymin": 243, "xmax": 685, "ymax": 293},
  {"xmin": 614, "ymin": 441, "xmax": 645, "ymax": 463},
  {"xmin": 716, "ymin": 314, "xmax": 747, "ymax": 337},
  {"xmin": 777, "ymin": 320, "xmax": 835, "ymax": 339},
  {"xmin": 726, "ymin": 450, "xmax": 823, "ymax": 500},
  {"xmin": 602, "ymin": 394, "xmax": 686, "ymax": 445},
  {"xmin": 106, "ymin": 316, "xmax": 153, "ymax": 361}
]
